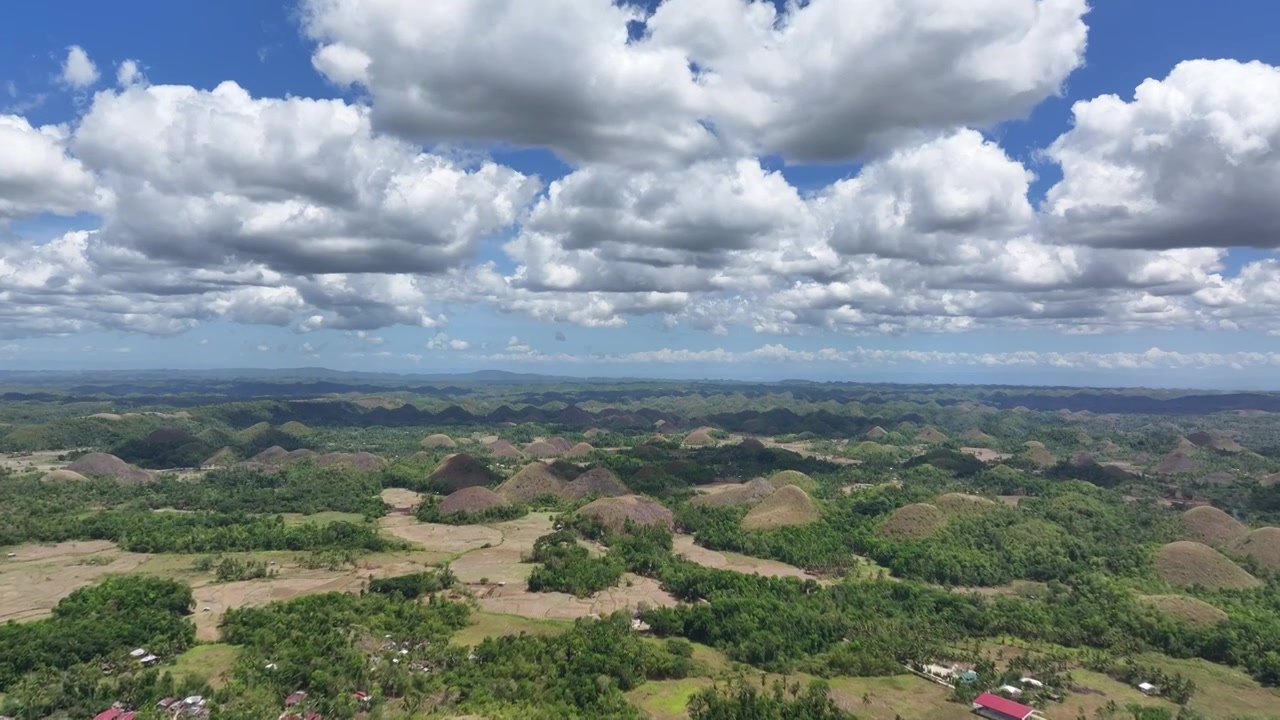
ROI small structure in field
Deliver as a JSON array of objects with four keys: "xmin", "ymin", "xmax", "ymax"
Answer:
[
  {"xmin": 971, "ymin": 692, "xmax": 1035, "ymax": 720},
  {"xmin": 1137, "ymin": 681, "xmax": 1159, "ymax": 696}
]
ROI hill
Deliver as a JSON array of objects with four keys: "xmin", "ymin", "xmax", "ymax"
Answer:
[
  {"xmin": 1187, "ymin": 430, "xmax": 1245, "ymax": 453},
  {"xmin": 935, "ymin": 492, "xmax": 996, "ymax": 513},
  {"xmin": 523, "ymin": 440, "xmax": 562, "ymax": 458},
  {"xmin": 1021, "ymin": 441, "xmax": 1055, "ymax": 467},
  {"xmin": 40, "ymin": 469, "xmax": 88, "ymax": 482},
  {"xmin": 1139, "ymin": 595, "xmax": 1229, "ymax": 628},
  {"xmin": 428, "ymin": 453, "xmax": 502, "ymax": 491},
  {"xmin": 314, "ymin": 451, "xmax": 384, "ymax": 472},
  {"xmin": 64, "ymin": 453, "xmax": 152, "ymax": 483},
  {"xmin": 439, "ymin": 486, "xmax": 510, "ymax": 515},
  {"xmin": 1178, "ymin": 506, "xmax": 1248, "ymax": 546},
  {"xmin": 578, "ymin": 495, "xmax": 674, "ymax": 532},
  {"xmin": 200, "ymin": 447, "xmax": 236, "ymax": 468},
  {"xmin": 917, "ymin": 427, "xmax": 948, "ymax": 443},
  {"xmin": 1155, "ymin": 451, "xmax": 1199, "ymax": 475},
  {"xmin": 564, "ymin": 442, "xmax": 595, "ymax": 459},
  {"xmin": 738, "ymin": 437, "xmax": 767, "ymax": 451},
  {"xmin": 496, "ymin": 461, "xmax": 568, "ymax": 502},
  {"xmin": 766, "ymin": 470, "xmax": 819, "ymax": 493},
  {"xmin": 421, "ymin": 433, "xmax": 457, "ymax": 449},
  {"xmin": 1154, "ymin": 541, "xmax": 1260, "ymax": 590},
  {"xmin": 864, "ymin": 426, "xmax": 888, "ymax": 440},
  {"xmin": 488, "ymin": 439, "xmax": 523, "ymax": 458},
  {"xmin": 690, "ymin": 479, "xmax": 776, "ymax": 508},
  {"xmin": 741, "ymin": 485, "xmax": 820, "ymax": 530},
  {"xmin": 879, "ymin": 503, "xmax": 946, "ymax": 540},
  {"xmin": 565, "ymin": 467, "xmax": 630, "ymax": 500},
  {"xmin": 1231, "ymin": 527, "xmax": 1280, "ymax": 572},
  {"xmin": 682, "ymin": 429, "xmax": 715, "ymax": 447}
]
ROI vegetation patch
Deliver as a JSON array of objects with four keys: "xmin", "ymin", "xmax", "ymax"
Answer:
[
  {"xmin": 1139, "ymin": 594, "xmax": 1229, "ymax": 628},
  {"xmin": 1154, "ymin": 541, "xmax": 1260, "ymax": 589},
  {"xmin": 39, "ymin": 468, "xmax": 87, "ymax": 482},
  {"xmin": 934, "ymin": 492, "xmax": 997, "ymax": 513},
  {"xmin": 741, "ymin": 485, "xmax": 820, "ymax": 531},
  {"xmin": 1178, "ymin": 506, "xmax": 1248, "ymax": 546},
  {"xmin": 169, "ymin": 643, "xmax": 238, "ymax": 688},
  {"xmin": 878, "ymin": 503, "xmax": 947, "ymax": 540}
]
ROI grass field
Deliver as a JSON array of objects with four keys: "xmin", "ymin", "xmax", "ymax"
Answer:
[
  {"xmin": 451, "ymin": 611, "xmax": 569, "ymax": 647},
  {"xmin": 1137, "ymin": 652, "xmax": 1280, "ymax": 718},
  {"xmin": 625, "ymin": 678, "xmax": 713, "ymax": 719},
  {"xmin": 280, "ymin": 511, "xmax": 366, "ymax": 526},
  {"xmin": 826, "ymin": 675, "xmax": 970, "ymax": 720},
  {"xmin": 169, "ymin": 643, "xmax": 238, "ymax": 688}
]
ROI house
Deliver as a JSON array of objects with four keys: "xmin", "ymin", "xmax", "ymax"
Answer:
[
  {"xmin": 118, "ymin": 713, "xmax": 138, "ymax": 720},
  {"xmin": 971, "ymin": 691, "xmax": 1036, "ymax": 720},
  {"xmin": 285, "ymin": 690, "xmax": 307, "ymax": 706},
  {"xmin": 1020, "ymin": 677, "xmax": 1044, "ymax": 689},
  {"xmin": 140, "ymin": 654, "xmax": 159, "ymax": 665},
  {"xmin": 1137, "ymin": 681, "xmax": 1159, "ymax": 696},
  {"xmin": 353, "ymin": 690, "xmax": 370, "ymax": 704},
  {"xmin": 156, "ymin": 698, "xmax": 177, "ymax": 710},
  {"xmin": 93, "ymin": 710, "xmax": 123, "ymax": 720},
  {"xmin": 128, "ymin": 648, "xmax": 147, "ymax": 659}
]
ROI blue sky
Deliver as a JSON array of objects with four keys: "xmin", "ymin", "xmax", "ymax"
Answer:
[{"xmin": 3, "ymin": 1, "xmax": 1280, "ymax": 387}]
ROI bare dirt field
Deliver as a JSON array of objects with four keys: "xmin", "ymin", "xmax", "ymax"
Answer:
[
  {"xmin": 378, "ymin": 514, "xmax": 503, "ymax": 553},
  {"xmin": 960, "ymin": 447, "xmax": 1010, "ymax": 462},
  {"xmin": 380, "ymin": 487, "xmax": 424, "ymax": 512},
  {"xmin": 672, "ymin": 535, "xmax": 813, "ymax": 580},
  {"xmin": 450, "ymin": 513, "xmax": 556, "ymax": 585},
  {"xmin": 0, "ymin": 540, "xmax": 150, "ymax": 622},
  {"xmin": 475, "ymin": 574, "xmax": 677, "ymax": 619},
  {"xmin": 0, "ymin": 450, "xmax": 71, "ymax": 474}
]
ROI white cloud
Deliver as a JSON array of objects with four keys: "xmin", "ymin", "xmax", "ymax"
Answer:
[
  {"xmin": 301, "ymin": 0, "xmax": 1087, "ymax": 164},
  {"xmin": 426, "ymin": 332, "xmax": 469, "ymax": 351},
  {"xmin": 0, "ymin": 115, "xmax": 102, "ymax": 219},
  {"xmin": 61, "ymin": 46, "xmax": 100, "ymax": 88},
  {"xmin": 1043, "ymin": 59, "xmax": 1280, "ymax": 249},
  {"xmin": 116, "ymin": 59, "xmax": 145, "ymax": 87},
  {"xmin": 74, "ymin": 81, "xmax": 541, "ymax": 275}
]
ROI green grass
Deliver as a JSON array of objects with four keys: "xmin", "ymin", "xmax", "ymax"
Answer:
[
  {"xmin": 826, "ymin": 675, "xmax": 971, "ymax": 720},
  {"xmin": 1136, "ymin": 652, "xmax": 1280, "ymax": 718},
  {"xmin": 169, "ymin": 643, "xmax": 238, "ymax": 688},
  {"xmin": 450, "ymin": 611, "xmax": 570, "ymax": 647},
  {"xmin": 625, "ymin": 678, "xmax": 713, "ymax": 720},
  {"xmin": 280, "ymin": 511, "xmax": 365, "ymax": 526}
]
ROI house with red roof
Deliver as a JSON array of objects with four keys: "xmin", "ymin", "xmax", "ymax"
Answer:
[
  {"xmin": 972, "ymin": 691, "xmax": 1036, "ymax": 720},
  {"xmin": 92, "ymin": 709, "xmax": 123, "ymax": 720}
]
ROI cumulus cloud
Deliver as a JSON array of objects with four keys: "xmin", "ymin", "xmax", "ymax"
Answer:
[
  {"xmin": 116, "ymin": 59, "xmax": 145, "ymax": 87},
  {"xmin": 74, "ymin": 81, "xmax": 541, "ymax": 275},
  {"xmin": 61, "ymin": 46, "xmax": 99, "ymax": 88},
  {"xmin": 0, "ymin": 116, "xmax": 102, "ymax": 220},
  {"xmin": 426, "ymin": 333, "xmax": 469, "ymax": 351},
  {"xmin": 301, "ymin": 0, "xmax": 1087, "ymax": 164},
  {"xmin": 1043, "ymin": 59, "xmax": 1280, "ymax": 249}
]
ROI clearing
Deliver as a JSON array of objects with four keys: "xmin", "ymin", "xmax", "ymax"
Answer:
[
  {"xmin": 450, "ymin": 611, "xmax": 569, "ymax": 647},
  {"xmin": 169, "ymin": 643, "xmax": 238, "ymax": 688},
  {"xmin": 0, "ymin": 540, "xmax": 150, "ymax": 622},
  {"xmin": 672, "ymin": 535, "xmax": 813, "ymax": 580},
  {"xmin": 280, "ymin": 511, "xmax": 364, "ymax": 526}
]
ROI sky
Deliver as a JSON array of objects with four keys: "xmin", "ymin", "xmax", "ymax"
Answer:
[{"xmin": 3, "ymin": 0, "xmax": 1280, "ymax": 388}]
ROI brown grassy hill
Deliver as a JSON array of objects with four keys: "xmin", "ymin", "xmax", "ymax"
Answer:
[
  {"xmin": 1231, "ymin": 527, "xmax": 1280, "ymax": 572},
  {"xmin": 1156, "ymin": 451, "xmax": 1199, "ymax": 475},
  {"xmin": 1187, "ymin": 430, "xmax": 1245, "ymax": 453},
  {"xmin": 1021, "ymin": 441, "xmax": 1056, "ymax": 467},
  {"xmin": 738, "ymin": 437, "xmax": 767, "ymax": 451},
  {"xmin": 1154, "ymin": 541, "xmax": 1260, "ymax": 589},
  {"xmin": 682, "ymin": 429, "xmax": 715, "ymax": 447},
  {"xmin": 583, "ymin": 428, "xmax": 604, "ymax": 439},
  {"xmin": 1099, "ymin": 441, "xmax": 1122, "ymax": 455},
  {"xmin": 41, "ymin": 469, "xmax": 88, "ymax": 482},
  {"xmin": 935, "ymin": 492, "xmax": 997, "ymax": 513},
  {"xmin": 1139, "ymin": 595, "xmax": 1229, "ymax": 628},
  {"xmin": 524, "ymin": 441, "xmax": 562, "ymax": 458},
  {"xmin": 960, "ymin": 429, "xmax": 996, "ymax": 445},
  {"xmin": 315, "ymin": 452, "xmax": 384, "ymax": 472},
  {"xmin": 767, "ymin": 470, "xmax": 819, "ymax": 493},
  {"xmin": 252, "ymin": 446, "xmax": 291, "ymax": 464},
  {"xmin": 421, "ymin": 433, "xmax": 457, "ymax": 449},
  {"xmin": 565, "ymin": 442, "xmax": 595, "ymax": 459},
  {"xmin": 201, "ymin": 447, "xmax": 236, "ymax": 468},
  {"xmin": 879, "ymin": 503, "xmax": 947, "ymax": 540},
  {"xmin": 488, "ymin": 439, "xmax": 523, "ymax": 458},
  {"xmin": 1199, "ymin": 471, "xmax": 1235, "ymax": 486},
  {"xmin": 565, "ymin": 467, "xmax": 630, "ymax": 500},
  {"xmin": 497, "ymin": 461, "xmax": 568, "ymax": 502},
  {"xmin": 548, "ymin": 437, "xmax": 574, "ymax": 453},
  {"xmin": 864, "ymin": 426, "xmax": 888, "ymax": 440},
  {"xmin": 742, "ymin": 485, "xmax": 820, "ymax": 530},
  {"xmin": 428, "ymin": 453, "xmax": 501, "ymax": 491},
  {"xmin": 917, "ymin": 427, "xmax": 947, "ymax": 443},
  {"xmin": 1179, "ymin": 506, "xmax": 1248, "ymax": 546},
  {"xmin": 690, "ymin": 478, "xmax": 776, "ymax": 508},
  {"xmin": 439, "ymin": 486, "xmax": 510, "ymax": 515},
  {"xmin": 65, "ymin": 453, "xmax": 153, "ymax": 483},
  {"xmin": 578, "ymin": 495, "xmax": 674, "ymax": 532}
]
